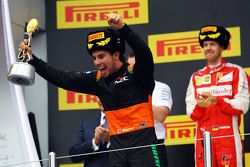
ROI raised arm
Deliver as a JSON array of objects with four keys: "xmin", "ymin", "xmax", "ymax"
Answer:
[
  {"xmin": 19, "ymin": 41, "xmax": 99, "ymax": 95},
  {"xmin": 108, "ymin": 13, "xmax": 154, "ymax": 90}
]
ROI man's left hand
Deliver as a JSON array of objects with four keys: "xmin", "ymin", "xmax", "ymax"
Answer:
[{"xmin": 107, "ymin": 13, "xmax": 125, "ymax": 30}]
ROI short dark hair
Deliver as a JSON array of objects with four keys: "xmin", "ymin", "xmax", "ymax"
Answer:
[{"xmin": 128, "ymin": 52, "xmax": 135, "ymax": 58}]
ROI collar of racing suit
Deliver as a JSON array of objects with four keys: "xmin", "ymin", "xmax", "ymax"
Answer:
[
  {"xmin": 106, "ymin": 63, "xmax": 129, "ymax": 80},
  {"xmin": 205, "ymin": 59, "xmax": 226, "ymax": 73}
]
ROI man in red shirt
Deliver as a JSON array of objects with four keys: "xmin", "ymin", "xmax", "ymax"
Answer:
[{"xmin": 186, "ymin": 25, "xmax": 249, "ymax": 167}]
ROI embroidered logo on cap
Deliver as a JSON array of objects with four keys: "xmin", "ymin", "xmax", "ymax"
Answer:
[
  {"xmin": 88, "ymin": 32, "xmax": 105, "ymax": 42},
  {"xmin": 201, "ymin": 26, "xmax": 217, "ymax": 33},
  {"xmin": 96, "ymin": 38, "xmax": 111, "ymax": 46},
  {"xmin": 88, "ymin": 43, "xmax": 94, "ymax": 49},
  {"xmin": 199, "ymin": 32, "xmax": 221, "ymax": 40}
]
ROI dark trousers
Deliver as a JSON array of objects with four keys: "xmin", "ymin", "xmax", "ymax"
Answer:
[
  {"xmin": 108, "ymin": 128, "xmax": 167, "ymax": 167},
  {"xmin": 156, "ymin": 139, "xmax": 168, "ymax": 167}
]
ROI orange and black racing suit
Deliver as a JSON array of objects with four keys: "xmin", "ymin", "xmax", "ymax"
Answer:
[{"xmin": 29, "ymin": 25, "xmax": 165, "ymax": 167}]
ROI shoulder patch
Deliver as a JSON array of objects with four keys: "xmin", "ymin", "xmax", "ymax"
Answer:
[
  {"xmin": 127, "ymin": 65, "xmax": 134, "ymax": 74},
  {"xmin": 96, "ymin": 70, "xmax": 102, "ymax": 81}
]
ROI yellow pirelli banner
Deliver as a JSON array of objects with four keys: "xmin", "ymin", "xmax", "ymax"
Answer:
[
  {"xmin": 57, "ymin": 0, "xmax": 148, "ymax": 29},
  {"xmin": 60, "ymin": 164, "xmax": 83, "ymax": 167},
  {"xmin": 148, "ymin": 27, "xmax": 241, "ymax": 64},
  {"xmin": 246, "ymin": 153, "xmax": 250, "ymax": 167},
  {"xmin": 244, "ymin": 67, "xmax": 250, "ymax": 95},
  {"xmin": 58, "ymin": 88, "xmax": 98, "ymax": 111},
  {"xmin": 164, "ymin": 114, "xmax": 244, "ymax": 146},
  {"xmin": 244, "ymin": 68, "xmax": 250, "ymax": 76}
]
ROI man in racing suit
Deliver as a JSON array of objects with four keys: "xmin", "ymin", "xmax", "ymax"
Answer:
[
  {"xmin": 185, "ymin": 25, "xmax": 249, "ymax": 167},
  {"xmin": 19, "ymin": 13, "xmax": 164, "ymax": 167}
]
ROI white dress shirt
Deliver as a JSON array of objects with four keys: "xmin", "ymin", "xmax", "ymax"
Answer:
[
  {"xmin": 92, "ymin": 112, "xmax": 110, "ymax": 151},
  {"xmin": 152, "ymin": 81, "xmax": 173, "ymax": 140}
]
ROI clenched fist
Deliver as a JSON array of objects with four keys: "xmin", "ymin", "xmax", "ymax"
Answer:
[
  {"xmin": 94, "ymin": 124, "xmax": 110, "ymax": 145},
  {"xmin": 107, "ymin": 13, "xmax": 125, "ymax": 30}
]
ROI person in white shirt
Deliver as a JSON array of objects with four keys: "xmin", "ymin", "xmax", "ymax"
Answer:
[
  {"xmin": 127, "ymin": 53, "xmax": 173, "ymax": 167},
  {"xmin": 152, "ymin": 81, "xmax": 173, "ymax": 140}
]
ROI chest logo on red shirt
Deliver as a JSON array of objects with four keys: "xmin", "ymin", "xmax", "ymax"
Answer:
[
  {"xmin": 195, "ymin": 74, "xmax": 211, "ymax": 86},
  {"xmin": 217, "ymin": 72, "xmax": 233, "ymax": 83},
  {"xmin": 196, "ymin": 85, "xmax": 232, "ymax": 97},
  {"xmin": 203, "ymin": 75, "xmax": 211, "ymax": 84}
]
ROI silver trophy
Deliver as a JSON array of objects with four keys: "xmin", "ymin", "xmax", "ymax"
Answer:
[{"xmin": 8, "ymin": 18, "xmax": 39, "ymax": 86}]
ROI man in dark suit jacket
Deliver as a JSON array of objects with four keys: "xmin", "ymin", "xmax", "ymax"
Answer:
[{"xmin": 69, "ymin": 98, "xmax": 109, "ymax": 167}]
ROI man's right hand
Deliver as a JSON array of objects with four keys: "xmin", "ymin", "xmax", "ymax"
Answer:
[
  {"xmin": 94, "ymin": 124, "xmax": 110, "ymax": 145},
  {"xmin": 196, "ymin": 96, "xmax": 212, "ymax": 108},
  {"xmin": 196, "ymin": 92, "xmax": 215, "ymax": 108}
]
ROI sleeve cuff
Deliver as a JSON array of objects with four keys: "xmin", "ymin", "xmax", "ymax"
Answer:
[
  {"xmin": 92, "ymin": 138, "xmax": 99, "ymax": 151},
  {"xmin": 191, "ymin": 105, "xmax": 206, "ymax": 121},
  {"xmin": 118, "ymin": 24, "xmax": 130, "ymax": 36},
  {"xmin": 106, "ymin": 142, "xmax": 110, "ymax": 148},
  {"xmin": 216, "ymin": 98, "xmax": 242, "ymax": 115},
  {"xmin": 28, "ymin": 55, "xmax": 38, "ymax": 65}
]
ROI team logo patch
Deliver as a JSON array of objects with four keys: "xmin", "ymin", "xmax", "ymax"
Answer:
[
  {"xmin": 203, "ymin": 75, "xmax": 211, "ymax": 84},
  {"xmin": 196, "ymin": 85, "xmax": 232, "ymax": 96},
  {"xmin": 217, "ymin": 72, "xmax": 223, "ymax": 80},
  {"xmin": 195, "ymin": 75, "xmax": 211, "ymax": 86},
  {"xmin": 127, "ymin": 65, "xmax": 133, "ymax": 74},
  {"xmin": 195, "ymin": 76, "xmax": 202, "ymax": 86},
  {"xmin": 114, "ymin": 76, "xmax": 129, "ymax": 84},
  {"xmin": 87, "ymin": 43, "xmax": 94, "ymax": 49},
  {"xmin": 138, "ymin": 121, "xmax": 147, "ymax": 128},
  {"xmin": 221, "ymin": 154, "xmax": 232, "ymax": 167},
  {"xmin": 96, "ymin": 37, "xmax": 110, "ymax": 46},
  {"xmin": 201, "ymin": 26, "xmax": 217, "ymax": 33},
  {"xmin": 88, "ymin": 32, "xmax": 105, "ymax": 42},
  {"xmin": 96, "ymin": 70, "xmax": 102, "ymax": 81},
  {"xmin": 199, "ymin": 33, "xmax": 221, "ymax": 40},
  {"xmin": 217, "ymin": 72, "xmax": 233, "ymax": 83}
]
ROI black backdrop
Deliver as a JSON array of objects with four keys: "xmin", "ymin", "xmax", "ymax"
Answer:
[{"xmin": 45, "ymin": 0, "xmax": 250, "ymax": 166}]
